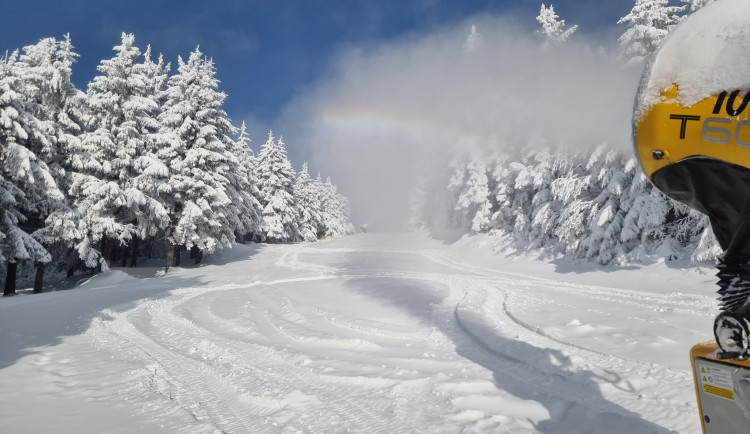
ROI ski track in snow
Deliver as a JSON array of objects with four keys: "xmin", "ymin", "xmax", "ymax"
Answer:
[{"xmin": 76, "ymin": 237, "xmax": 706, "ymax": 433}]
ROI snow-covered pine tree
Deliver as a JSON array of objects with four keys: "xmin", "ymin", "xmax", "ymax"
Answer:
[
  {"xmin": 488, "ymin": 153, "xmax": 517, "ymax": 233},
  {"xmin": 455, "ymin": 160, "xmax": 493, "ymax": 233},
  {"xmin": 511, "ymin": 160, "xmax": 537, "ymax": 242},
  {"xmin": 256, "ymin": 132, "xmax": 301, "ymax": 243},
  {"xmin": 618, "ymin": 0, "xmax": 682, "ymax": 62},
  {"xmin": 23, "ymin": 36, "xmax": 91, "ymax": 280},
  {"xmin": 581, "ymin": 148, "xmax": 631, "ymax": 263},
  {"xmin": 680, "ymin": 0, "xmax": 715, "ymax": 15},
  {"xmin": 318, "ymin": 176, "xmax": 354, "ymax": 238},
  {"xmin": 664, "ymin": 201, "xmax": 708, "ymax": 258},
  {"xmin": 636, "ymin": 188, "xmax": 673, "ymax": 249},
  {"xmin": 127, "ymin": 45, "xmax": 172, "ymax": 265},
  {"xmin": 0, "ymin": 47, "xmax": 66, "ymax": 295},
  {"xmin": 158, "ymin": 46, "xmax": 238, "ymax": 264},
  {"xmin": 17, "ymin": 37, "xmax": 73, "ymax": 187},
  {"xmin": 446, "ymin": 153, "xmax": 496, "ymax": 233},
  {"xmin": 295, "ymin": 162, "xmax": 322, "ymax": 242},
  {"xmin": 690, "ymin": 215, "xmax": 722, "ymax": 262},
  {"xmin": 528, "ymin": 149, "xmax": 565, "ymax": 250},
  {"xmin": 618, "ymin": 157, "xmax": 654, "ymax": 260},
  {"xmin": 446, "ymin": 155, "xmax": 469, "ymax": 230},
  {"xmin": 226, "ymin": 121, "xmax": 262, "ymax": 243},
  {"xmin": 413, "ymin": 137, "xmax": 722, "ymax": 265},
  {"xmin": 15, "ymin": 35, "xmax": 88, "ymax": 289},
  {"xmin": 536, "ymin": 4, "xmax": 578, "ymax": 43},
  {"xmin": 464, "ymin": 25, "xmax": 482, "ymax": 52},
  {"xmin": 544, "ymin": 146, "xmax": 632, "ymax": 264},
  {"xmin": 311, "ymin": 173, "xmax": 329, "ymax": 238},
  {"xmin": 72, "ymin": 33, "xmax": 171, "ymax": 269}
]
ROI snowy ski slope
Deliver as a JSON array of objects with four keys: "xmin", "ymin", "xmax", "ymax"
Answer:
[{"xmin": 0, "ymin": 233, "xmax": 718, "ymax": 433}]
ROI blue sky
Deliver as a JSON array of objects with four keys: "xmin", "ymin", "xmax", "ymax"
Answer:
[{"xmin": 1, "ymin": 0, "xmax": 632, "ymax": 137}]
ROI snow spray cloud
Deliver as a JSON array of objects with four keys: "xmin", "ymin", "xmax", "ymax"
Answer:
[{"xmin": 283, "ymin": 15, "xmax": 643, "ymax": 231}]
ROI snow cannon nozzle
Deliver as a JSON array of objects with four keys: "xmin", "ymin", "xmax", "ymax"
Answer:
[{"xmin": 714, "ymin": 306, "xmax": 750, "ymax": 360}]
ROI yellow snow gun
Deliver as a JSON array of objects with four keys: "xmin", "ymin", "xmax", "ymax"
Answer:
[
  {"xmin": 636, "ymin": 83, "xmax": 750, "ymax": 267},
  {"xmin": 637, "ymin": 82, "xmax": 750, "ymax": 434},
  {"xmin": 633, "ymin": 0, "xmax": 750, "ymax": 430}
]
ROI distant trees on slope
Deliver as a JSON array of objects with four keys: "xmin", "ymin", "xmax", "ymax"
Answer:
[
  {"xmin": 537, "ymin": 0, "xmax": 715, "ymax": 61},
  {"xmin": 412, "ymin": 1, "xmax": 723, "ymax": 265},
  {"xmin": 411, "ymin": 146, "xmax": 722, "ymax": 265},
  {"xmin": 0, "ymin": 33, "xmax": 353, "ymax": 295},
  {"xmin": 536, "ymin": 4, "xmax": 578, "ymax": 43},
  {"xmin": 617, "ymin": 0, "xmax": 714, "ymax": 61}
]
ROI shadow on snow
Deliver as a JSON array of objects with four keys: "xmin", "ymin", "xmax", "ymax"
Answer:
[
  {"xmin": 0, "ymin": 242, "xmax": 266, "ymax": 371},
  {"xmin": 335, "ymin": 250, "xmax": 674, "ymax": 433}
]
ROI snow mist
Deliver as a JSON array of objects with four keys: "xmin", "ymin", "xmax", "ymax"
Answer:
[{"xmin": 284, "ymin": 15, "xmax": 643, "ymax": 231}]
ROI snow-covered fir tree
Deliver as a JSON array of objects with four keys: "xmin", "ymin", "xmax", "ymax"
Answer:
[
  {"xmin": 536, "ymin": 4, "xmax": 578, "ymax": 43},
  {"xmin": 488, "ymin": 154, "xmax": 517, "ymax": 233},
  {"xmin": 226, "ymin": 121, "xmax": 262, "ymax": 242},
  {"xmin": 618, "ymin": 158, "xmax": 654, "ymax": 258},
  {"xmin": 316, "ymin": 175, "xmax": 354, "ymax": 238},
  {"xmin": 71, "ymin": 33, "xmax": 171, "ymax": 269},
  {"xmin": 691, "ymin": 216, "xmax": 722, "ymax": 261},
  {"xmin": 0, "ymin": 44, "xmax": 71, "ymax": 294},
  {"xmin": 510, "ymin": 161, "xmax": 536, "ymax": 241},
  {"xmin": 618, "ymin": 0, "xmax": 682, "ymax": 61},
  {"xmin": 158, "ymin": 46, "xmax": 239, "ymax": 259},
  {"xmin": 295, "ymin": 162, "xmax": 322, "ymax": 242},
  {"xmin": 414, "ymin": 141, "xmax": 722, "ymax": 265},
  {"xmin": 681, "ymin": 0, "xmax": 715, "ymax": 14},
  {"xmin": 14, "ymin": 35, "xmax": 88, "ymax": 290},
  {"xmin": 451, "ymin": 159, "xmax": 493, "ymax": 233},
  {"xmin": 579, "ymin": 148, "xmax": 632, "ymax": 263},
  {"xmin": 464, "ymin": 25, "xmax": 482, "ymax": 52},
  {"xmin": 0, "ymin": 33, "xmax": 355, "ymax": 292},
  {"xmin": 527, "ymin": 150, "xmax": 567, "ymax": 250},
  {"xmin": 256, "ymin": 132, "xmax": 301, "ymax": 243},
  {"xmin": 128, "ymin": 45, "xmax": 172, "ymax": 243}
]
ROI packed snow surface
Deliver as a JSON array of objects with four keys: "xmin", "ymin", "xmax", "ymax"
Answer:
[
  {"xmin": 0, "ymin": 233, "xmax": 718, "ymax": 433},
  {"xmin": 635, "ymin": 0, "xmax": 750, "ymax": 120}
]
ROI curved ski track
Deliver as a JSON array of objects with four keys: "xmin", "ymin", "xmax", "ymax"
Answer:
[{"xmin": 86, "ymin": 242, "xmax": 705, "ymax": 433}]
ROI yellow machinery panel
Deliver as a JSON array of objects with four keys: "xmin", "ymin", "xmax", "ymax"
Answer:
[
  {"xmin": 691, "ymin": 342, "xmax": 750, "ymax": 433},
  {"xmin": 636, "ymin": 85, "xmax": 750, "ymax": 179}
]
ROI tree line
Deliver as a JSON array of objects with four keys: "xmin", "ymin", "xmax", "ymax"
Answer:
[
  {"xmin": 537, "ymin": 0, "xmax": 714, "ymax": 61},
  {"xmin": 0, "ymin": 33, "xmax": 353, "ymax": 295},
  {"xmin": 411, "ymin": 146, "xmax": 721, "ymax": 265},
  {"xmin": 412, "ymin": 1, "xmax": 724, "ymax": 265}
]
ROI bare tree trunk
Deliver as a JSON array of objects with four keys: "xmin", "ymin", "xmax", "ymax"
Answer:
[
  {"xmin": 130, "ymin": 236, "xmax": 139, "ymax": 267},
  {"xmin": 96, "ymin": 239, "xmax": 104, "ymax": 274},
  {"xmin": 4, "ymin": 261, "xmax": 17, "ymax": 296},
  {"xmin": 190, "ymin": 245, "xmax": 203, "ymax": 265},
  {"xmin": 104, "ymin": 238, "xmax": 114, "ymax": 266},
  {"xmin": 97, "ymin": 238, "xmax": 113, "ymax": 273},
  {"xmin": 66, "ymin": 248, "xmax": 77, "ymax": 278},
  {"xmin": 165, "ymin": 243, "xmax": 175, "ymax": 274},
  {"xmin": 111, "ymin": 241, "xmax": 119, "ymax": 264},
  {"xmin": 33, "ymin": 262, "xmax": 45, "ymax": 294},
  {"xmin": 174, "ymin": 245, "xmax": 181, "ymax": 267},
  {"xmin": 121, "ymin": 243, "xmax": 128, "ymax": 267},
  {"xmin": 130, "ymin": 236, "xmax": 140, "ymax": 267}
]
